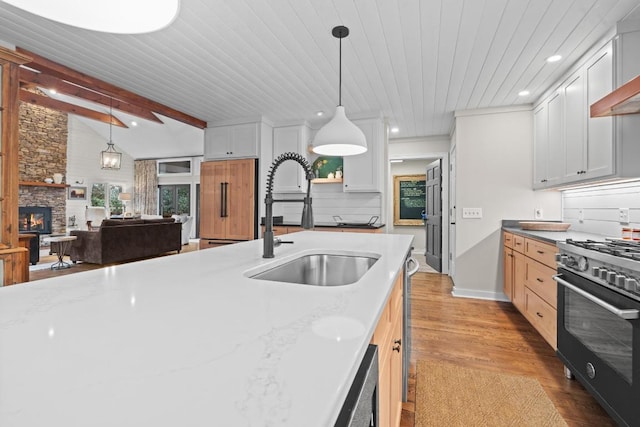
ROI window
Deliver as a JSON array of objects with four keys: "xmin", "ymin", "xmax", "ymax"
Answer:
[
  {"xmin": 91, "ymin": 183, "xmax": 124, "ymax": 215},
  {"xmin": 159, "ymin": 185, "xmax": 190, "ymax": 216},
  {"xmin": 157, "ymin": 158, "xmax": 192, "ymax": 176}
]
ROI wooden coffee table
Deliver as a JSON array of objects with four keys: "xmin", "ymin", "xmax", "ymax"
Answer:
[{"xmin": 43, "ymin": 235, "xmax": 77, "ymax": 270}]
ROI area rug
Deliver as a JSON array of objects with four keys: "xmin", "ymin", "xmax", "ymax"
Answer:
[{"xmin": 415, "ymin": 360, "xmax": 568, "ymax": 427}]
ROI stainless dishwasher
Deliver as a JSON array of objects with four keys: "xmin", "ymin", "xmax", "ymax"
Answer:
[{"xmin": 404, "ymin": 251, "xmax": 419, "ymax": 401}]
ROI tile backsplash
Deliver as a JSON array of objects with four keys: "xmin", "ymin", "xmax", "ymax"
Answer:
[{"xmin": 563, "ymin": 181, "xmax": 640, "ymax": 238}]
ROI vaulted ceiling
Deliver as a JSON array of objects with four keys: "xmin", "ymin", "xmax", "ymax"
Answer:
[{"xmin": 1, "ymin": 0, "xmax": 640, "ymax": 159}]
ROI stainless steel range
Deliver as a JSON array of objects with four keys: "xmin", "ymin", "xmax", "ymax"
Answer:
[{"xmin": 554, "ymin": 239, "xmax": 640, "ymax": 427}]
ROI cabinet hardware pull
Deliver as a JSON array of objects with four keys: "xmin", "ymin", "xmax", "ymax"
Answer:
[
  {"xmin": 537, "ymin": 250, "xmax": 544, "ymax": 254},
  {"xmin": 394, "ymin": 339, "xmax": 401, "ymax": 345},
  {"xmin": 536, "ymin": 278, "xmax": 544, "ymax": 282},
  {"xmin": 536, "ymin": 312, "xmax": 543, "ymax": 318},
  {"xmin": 392, "ymin": 344, "xmax": 401, "ymax": 352},
  {"xmin": 220, "ymin": 182, "xmax": 229, "ymax": 218}
]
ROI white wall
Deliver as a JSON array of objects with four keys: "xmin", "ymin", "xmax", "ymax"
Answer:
[
  {"xmin": 563, "ymin": 181, "xmax": 640, "ymax": 237},
  {"xmin": 452, "ymin": 106, "xmax": 562, "ymax": 300},
  {"xmin": 66, "ymin": 116, "xmax": 134, "ymax": 229}
]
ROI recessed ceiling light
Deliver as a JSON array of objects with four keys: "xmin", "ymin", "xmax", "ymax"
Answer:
[
  {"xmin": 390, "ymin": 127, "xmax": 399, "ymax": 133},
  {"xmin": 130, "ymin": 121, "xmax": 138, "ymax": 127},
  {"xmin": 316, "ymin": 111, "xmax": 324, "ymax": 117},
  {"xmin": 3, "ymin": 0, "xmax": 180, "ymax": 34},
  {"xmin": 518, "ymin": 90, "xmax": 530, "ymax": 97},
  {"xmin": 546, "ymin": 54, "xmax": 562, "ymax": 63},
  {"xmin": 390, "ymin": 159, "xmax": 404, "ymax": 163}
]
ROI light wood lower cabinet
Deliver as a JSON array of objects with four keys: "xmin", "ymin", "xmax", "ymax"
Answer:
[
  {"xmin": 502, "ymin": 231, "xmax": 557, "ymax": 349},
  {"xmin": 370, "ymin": 270, "xmax": 403, "ymax": 427}
]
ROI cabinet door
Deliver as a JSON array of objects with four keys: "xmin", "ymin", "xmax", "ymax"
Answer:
[
  {"xmin": 204, "ymin": 127, "xmax": 232, "ymax": 160},
  {"xmin": 503, "ymin": 246, "xmax": 513, "ymax": 301},
  {"xmin": 585, "ymin": 44, "xmax": 614, "ymax": 179},
  {"xmin": 225, "ymin": 159, "xmax": 256, "ymax": 240},
  {"xmin": 533, "ymin": 103, "xmax": 548, "ymax": 188},
  {"xmin": 199, "ymin": 161, "xmax": 227, "ymax": 239},
  {"xmin": 231, "ymin": 123, "xmax": 259, "ymax": 158},
  {"xmin": 564, "ymin": 71, "xmax": 585, "ymax": 180},
  {"xmin": 272, "ymin": 126, "xmax": 308, "ymax": 193},
  {"xmin": 513, "ymin": 251, "xmax": 526, "ymax": 311},
  {"xmin": 546, "ymin": 91, "xmax": 564, "ymax": 186},
  {"xmin": 343, "ymin": 118, "xmax": 383, "ymax": 192}
]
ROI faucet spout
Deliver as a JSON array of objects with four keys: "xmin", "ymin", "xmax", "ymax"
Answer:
[{"xmin": 263, "ymin": 152, "xmax": 315, "ymax": 258}]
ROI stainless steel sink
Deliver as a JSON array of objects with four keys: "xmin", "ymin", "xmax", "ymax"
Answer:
[{"xmin": 250, "ymin": 253, "xmax": 379, "ymax": 286}]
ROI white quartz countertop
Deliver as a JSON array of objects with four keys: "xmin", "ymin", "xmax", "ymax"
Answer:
[{"xmin": 0, "ymin": 231, "xmax": 413, "ymax": 427}]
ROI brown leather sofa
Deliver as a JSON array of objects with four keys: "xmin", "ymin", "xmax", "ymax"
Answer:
[{"xmin": 70, "ymin": 218, "xmax": 182, "ymax": 265}]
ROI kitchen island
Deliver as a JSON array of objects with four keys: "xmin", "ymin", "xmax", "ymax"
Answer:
[{"xmin": 0, "ymin": 231, "xmax": 412, "ymax": 427}]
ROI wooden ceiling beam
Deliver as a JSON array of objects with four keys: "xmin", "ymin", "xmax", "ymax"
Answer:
[
  {"xmin": 20, "ymin": 90, "xmax": 128, "ymax": 128},
  {"xmin": 16, "ymin": 47, "xmax": 207, "ymax": 129},
  {"xmin": 19, "ymin": 68, "xmax": 164, "ymax": 124}
]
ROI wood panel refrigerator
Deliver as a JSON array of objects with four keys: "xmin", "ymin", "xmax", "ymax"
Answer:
[{"xmin": 199, "ymin": 159, "xmax": 258, "ymax": 248}]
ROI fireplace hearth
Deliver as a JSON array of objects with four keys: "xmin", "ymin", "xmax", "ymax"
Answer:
[{"xmin": 19, "ymin": 206, "xmax": 52, "ymax": 235}]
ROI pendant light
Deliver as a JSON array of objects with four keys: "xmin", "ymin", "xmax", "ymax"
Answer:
[
  {"xmin": 101, "ymin": 97, "xmax": 122, "ymax": 170},
  {"xmin": 2, "ymin": 0, "xmax": 180, "ymax": 34},
  {"xmin": 312, "ymin": 26, "xmax": 367, "ymax": 156}
]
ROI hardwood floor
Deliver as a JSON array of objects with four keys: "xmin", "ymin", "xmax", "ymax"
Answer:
[{"xmin": 400, "ymin": 272, "xmax": 615, "ymax": 427}]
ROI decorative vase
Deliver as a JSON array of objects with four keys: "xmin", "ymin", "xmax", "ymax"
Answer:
[{"xmin": 53, "ymin": 173, "xmax": 63, "ymax": 184}]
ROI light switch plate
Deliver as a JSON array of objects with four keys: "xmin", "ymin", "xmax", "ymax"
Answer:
[
  {"xmin": 462, "ymin": 208, "xmax": 482, "ymax": 219},
  {"xmin": 619, "ymin": 208, "xmax": 630, "ymax": 224},
  {"xmin": 578, "ymin": 209, "xmax": 584, "ymax": 223}
]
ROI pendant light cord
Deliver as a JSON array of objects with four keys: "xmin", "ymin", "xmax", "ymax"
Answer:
[
  {"xmin": 109, "ymin": 97, "xmax": 113, "ymax": 143},
  {"xmin": 338, "ymin": 35, "xmax": 342, "ymax": 106}
]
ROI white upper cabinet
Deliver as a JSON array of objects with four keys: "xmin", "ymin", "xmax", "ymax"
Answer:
[
  {"xmin": 272, "ymin": 124, "xmax": 309, "ymax": 193},
  {"xmin": 343, "ymin": 117, "xmax": 384, "ymax": 192},
  {"xmin": 204, "ymin": 122, "xmax": 261, "ymax": 160},
  {"xmin": 533, "ymin": 25, "xmax": 640, "ymax": 189}
]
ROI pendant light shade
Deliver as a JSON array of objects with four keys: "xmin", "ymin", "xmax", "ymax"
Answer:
[
  {"xmin": 312, "ymin": 106, "xmax": 367, "ymax": 155},
  {"xmin": 313, "ymin": 26, "xmax": 367, "ymax": 156},
  {"xmin": 2, "ymin": 0, "xmax": 180, "ymax": 34}
]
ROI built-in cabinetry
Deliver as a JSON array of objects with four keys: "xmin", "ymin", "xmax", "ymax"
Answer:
[
  {"xmin": 370, "ymin": 270, "xmax": 403, "ymax": 427},
  {"xmin": 503, "ymin": 231, "xmax": 557, "ymax": 349},
  {"xmin": 533, "ymin": 25, "xmax": 640, "ymax": 189},
  {"xmin": 204, "ymin": 120, "xmax": 270, "ymax": 160},
  {"xmin": 342, "ymin": 117, "xmax": 384, "ymax": 193},
  {"xmin": 272, "ymin": 124, "xmax": 309, "ymax": 193},
  {"xmin": 270, "ymin": 116, "xmax": 384, "ymax": 194},
  {"xmin": 199, "ymin": 159, "xmax": 257, "ymax": 248}
]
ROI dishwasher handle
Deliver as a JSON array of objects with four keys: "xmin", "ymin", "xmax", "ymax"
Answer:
[{"xmin": 406, "ymin": 257, "xmax": 420, "ymax": 277}]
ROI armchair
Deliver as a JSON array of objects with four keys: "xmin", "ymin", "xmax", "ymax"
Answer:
[
  {"xmin": 172, "ymin": 214, "xmax": 194, "ymax": 245},
  {"xmin": 85, "ymin": 206, "xmax": 108, "ymax": 230}
]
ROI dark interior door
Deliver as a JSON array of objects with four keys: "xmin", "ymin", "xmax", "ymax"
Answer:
[{"xmin": 425, "ymin": 159, "xmax": 442, "ymax": 272}]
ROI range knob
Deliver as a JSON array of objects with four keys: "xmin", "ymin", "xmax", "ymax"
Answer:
[
  {"xmin": 599, "ymin": 269, "xmax": 609, "ymax": 280},
  {"xmin": 591, "ymin": 267, "xmax": 601, "ymax": 277},
  {"xmin": 607, "ymin": 271, "xmax": 617, "ymax": 284},
  {"xmin": 616, "ymin": 275, "xmax": 627, "ymax": 288},
  {"xmin": 624, "ymin": 278, "xmax": 639, "ymax": 292}
]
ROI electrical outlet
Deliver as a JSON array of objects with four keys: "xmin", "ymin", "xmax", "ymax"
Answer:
[
  {"xmin": 578, "ymin": 209, "xmax": 584, "ymax": 223},
  {"xmin": 534, "ymin": 208, "xmax": 543, "ymax": 219},
  {"xmin": 462, "ymin": 208, "xmax": 483, "ymax": 219},
  {"xmin": 619, "ymin": 208, "xmax": 630, "ymax": 224}
]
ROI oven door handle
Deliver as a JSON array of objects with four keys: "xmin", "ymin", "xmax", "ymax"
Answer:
[{"xmin": 553, "ymin": 274, "xmax": 640, "ymax": 320}]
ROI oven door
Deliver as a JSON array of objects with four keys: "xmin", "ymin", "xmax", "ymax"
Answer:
[{"xmin": 555, "ymin": 268, "xmax": 640, "ymax": 427}]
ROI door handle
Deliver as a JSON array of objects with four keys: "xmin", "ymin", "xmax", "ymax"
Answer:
[
  {"xmin": 220, "ymin": 182, "xmax": 229, "ymax": 218},
  {"xmin": 553, "ymin": 274, "xmax": 640, "ymax": 320}
]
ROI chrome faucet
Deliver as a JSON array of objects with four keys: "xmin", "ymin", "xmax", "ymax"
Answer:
[{"xmin": 263, "ymin": 152, "xmax": 314, "ymax": 258}]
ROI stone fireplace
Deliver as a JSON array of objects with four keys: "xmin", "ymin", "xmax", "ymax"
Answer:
[
  {"xmin": 18, "ymin": 89, "xmax": 68, "ymax": 235},
  {"xmin": 18, "ymin": 206, "xmax": 52, "ymax": 234}
]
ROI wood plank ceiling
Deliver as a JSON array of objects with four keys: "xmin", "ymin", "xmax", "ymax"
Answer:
[{"xmin": 0, "ymin": 0, "xmax": 639, "ymax": 155}]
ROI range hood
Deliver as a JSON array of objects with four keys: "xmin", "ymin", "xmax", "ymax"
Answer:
[{"xmin": 591, "ymin": 74, "xmax": 640, "ymax": 117}]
